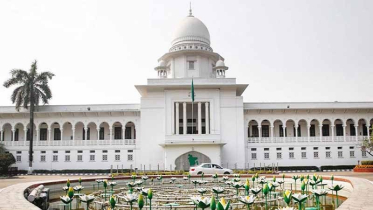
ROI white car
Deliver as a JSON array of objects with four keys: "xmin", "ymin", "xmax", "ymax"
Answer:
[{"xmin": 189, "ymin": 163, "xmax": 233, "ymax": 175}]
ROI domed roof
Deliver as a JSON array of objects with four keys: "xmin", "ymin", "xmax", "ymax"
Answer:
[
  {"xmin": 216, "ymin": 59, "xmax": 225, "ymax": 67},
  {"xmin": 171, "ymin": 15, "xmax": 210, "ymax": 47},
  {"xmin": 158, "ymin": 60, "xmax": 166, "ymax": 67}
]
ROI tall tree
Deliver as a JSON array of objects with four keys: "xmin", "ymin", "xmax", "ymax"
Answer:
[{"xmin": 3, "ymin": 60, "xmax": 54, "ymax": 174}]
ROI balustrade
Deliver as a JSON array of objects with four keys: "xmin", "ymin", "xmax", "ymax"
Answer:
[
  {"xmin": 247, "ymin": 135, "xmax": 368, "ymax": 144},
  {"xmin": 1, "ymin": 139, "xmax": 136, "ymax": 147}
]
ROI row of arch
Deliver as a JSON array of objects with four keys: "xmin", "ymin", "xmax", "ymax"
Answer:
[
  {"xmin": 0, "ymin": 121, "xmax": 136, "ymax": 142},
  {"xmin": 248, "ymin": 118, "xmax": 373, "ymax": 138}
]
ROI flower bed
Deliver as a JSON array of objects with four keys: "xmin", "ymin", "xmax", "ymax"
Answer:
[{"xmin": 353, "ymin": 165, "xmax": 373, "ymax": 172}]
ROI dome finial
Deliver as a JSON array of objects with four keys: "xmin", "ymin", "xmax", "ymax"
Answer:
[{"xmin": 189, "ymin": 2, "xmax": 193, "ymax": 17}]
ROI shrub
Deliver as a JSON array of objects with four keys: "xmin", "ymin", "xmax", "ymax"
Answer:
[
  {"xmin": 361, "ymin": 161, "xmax": 373, "ymax": 165},
  {"xmin": 0, "ymin": 153, "xmax": 16, "ymax": 175},
  {"xmin": 320, "ymin": 165, "xmax": 355, "ymax": 171},
  {"xmin": 275, "ymin": 166, "xmax": 319, "ymax": 172},
  {"xmin": 355, "ymin": 165, "xmax": 373, "ymax": 169}
]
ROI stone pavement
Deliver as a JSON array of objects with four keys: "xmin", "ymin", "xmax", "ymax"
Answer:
[
  {"xmin": 0, "ymin": 181, "xmax": 40, "ymax": 210},
  {"xmin": 337, "ymin": 176, "xmax": 373, "ymax": 210}
]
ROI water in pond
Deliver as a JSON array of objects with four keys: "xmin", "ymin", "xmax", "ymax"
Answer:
[{"xmin": 47, "ymin": 177, "xmax": 346, "ymax": 210}]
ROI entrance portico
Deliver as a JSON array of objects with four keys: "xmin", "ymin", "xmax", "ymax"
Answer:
[{"xmin": 161, "ymin": 144, "xmax": 222, "ymax": 171}]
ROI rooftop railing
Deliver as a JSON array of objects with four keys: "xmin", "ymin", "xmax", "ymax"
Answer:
[
  {"xmin": 1, "ymin": 139, "xmax": 136, "ymax": 147},
  {"xmin": 247, "ymin": 135, "xmax": 367, "ymax": 144}
]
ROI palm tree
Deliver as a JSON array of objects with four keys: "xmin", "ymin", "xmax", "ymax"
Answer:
[{"xmin": 3, "ymin": 60, "xmax": 55, "ymax": 174}]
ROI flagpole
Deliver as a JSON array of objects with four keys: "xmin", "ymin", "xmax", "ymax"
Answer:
[{"xmin": 192, "ymin": 100, "xmax": 194, "ymax": 134}]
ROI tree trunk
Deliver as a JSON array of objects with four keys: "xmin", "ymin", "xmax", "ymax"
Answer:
[{"xmin": 28, "ymin": 82, "xmax": 34, "ymax": 175}]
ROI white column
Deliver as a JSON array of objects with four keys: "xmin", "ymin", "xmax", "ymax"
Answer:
[
  {"xmin": 319, "ymin": 125, "xmax": 323, "ymax": 141},
  {"xmin": 331, "ymin": 125, "xmax": 335, "ymax": 141},
  {"xmin": 85, "ymin": 127, "xmax": 88, "ymax": 140},
  {"xmin": 0, "ymin": 130, "xmax": 3, "ymax": 141},
  {"xmin": 183, "ymin": 102, "xmax": 187, "ymax": 135},
  {"xmin": 23, "ymin": 129, "xmax": 27, "ymax": 146},
  {"xmin": 122, "ymin": 127, "xmax": 125, "ymax": 140},
  {"xmin": 175, "ymin": 102, "xmax": 180, "ymax": 135},
  {"xmin": 11, "ymin": 129, "xmax": 15, "ymax": 141},
  {"xmin": 355, "ymin": 125, "xmax": 358, "ymax": 141},
  {"xmin": 258, "ymin": 126, "xmax": 262, "ymax": 142},
  {"xmin": 48, "ymin": 128, "xmax": 52, "ymax": 141},
  {"xmin": 307, "ymin": 125, "xmax": 310, "ymax": 142},
  {"xmin": 98, "ymin": 129, "xmax": 101, "ymax": 140},
  {"xmin": 282, "ymin": 126, "xmax": 286, "ymax": 138},
  {"xmin": 205, "ymin": 102, "xmax": 209, "ymax": 134},
  {"xmin": 295, "ymin": 125, "xmax": 298, "ymax": 141},
  {"xmin": 198, "ymin": 102, "xmax": 202, "ymax": 134},
  {"xmin": 11, "ymin": 129, "xmax": 15, "ymax": 146},
  {"xmin": 131, "ymin": 126, "xmax": 135, "ymax": 139},
  {"xmin": 60, "ymin": 128, "xmax": 63, "ymax": 140},
  {"xmin": 36, "ymin": 129, "xmax": 39, "ymax": 142},
  {"xmin": 109, "ymin": 128, "xmax": 113, "ymax": 140},
  {"xmin": 343, "ymin": 125, "xmax": 346, "ymax": 142},
  {"xmin": 72, "ymin": 128, "xmax": 75, "ymax": 141},
  {"xmin": 270, "ymin": 126, "xmax": 274, "ymax": 141}
]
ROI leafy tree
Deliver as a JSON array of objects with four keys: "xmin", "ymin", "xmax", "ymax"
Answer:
[
  {"xmin": 3, "ymin": 60, "xmax": 54, "ymax": 174},
  {"xmin": 362, "ymin": 125, "xmax": 373, "ymax": 157},
  {"xmin": 0, "ymin": 143, "xmax": 16, "ymax": 175}
]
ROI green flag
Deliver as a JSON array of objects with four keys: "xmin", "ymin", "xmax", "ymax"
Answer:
[{"xmin": 191, "ymin": 79, "xmax": 195, "ymax": 102}]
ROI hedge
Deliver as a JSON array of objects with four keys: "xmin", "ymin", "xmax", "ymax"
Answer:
[
  {"xmin": 275, "ymin": 166, "xmax": 319, "ymax": 172},
  {"xmin": 320, "ymin": 165, "xmax": 355, "ymax": 171},
  {"xmin": 361, "ymin": 161, "xmax": 373, "ymax": 165}
]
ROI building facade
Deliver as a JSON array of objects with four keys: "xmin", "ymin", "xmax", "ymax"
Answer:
[{"xmin": 1, "ymin": 11, "xmax": 372, "ymax": 171}]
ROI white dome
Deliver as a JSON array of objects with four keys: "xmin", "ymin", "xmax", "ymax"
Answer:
[
  {"xmin": 159, "ymin": 60, "xmax": 166, "ymax": 67},
  {"xmin": 216, "ymin": 59, "xmax": 225, "ymax": 67},
  {"xmin": 171, "ymin": 15, "xmax": 210, "ymax": 47}
]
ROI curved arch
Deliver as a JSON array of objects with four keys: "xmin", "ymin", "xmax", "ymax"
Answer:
[
  {"xmin": 272, "ymin": 119, "xmax": 284, "ymax": 126},
  {"xmin": 357, "ymin": 118, "xmax": 369, "ymax": 136},
  {"xmin": 62, "ymin": 122, "xmax": 73, "ymax": 140},
  {"xmin": 125, "ymin": 121, "xmax": 136, "ymax": 139},
  {"xmin": 322, "ymin": 119, "xmax": 332, "ymax": 124},
  {"xmin": 1, "ymin": 123, "xmax": 12, "ymax": 141},
  {"xmin": 175, "ymin": 151, "xmax": 211, "ymax": 170},
  {"xmin": 260, "ymin": 119, "xmax": 271, "ymax": 127},
  {"xmin": 297, "ymin": 119, "xmax": 308, "ymax": 127},
  {"xmin": 75, "ymin": 122, "xmax": 85, "ymax": 140},
  {"xmin": 87, "ymin": 122, "xmax": 97, "ymax": 129},
  {"xmin": 346, "ymin": 118, "xmax": 355, "ymax": 125},
  {"xmin": 112, "ymin": 122, "xmax": 123, "ymax": 140},
  {"xmin": 310, "ymin": 119, "xmax": 319, "ymax": 124},
  {"xmin": 13, "ymin": 123, "xmax": 25, "ymax": 141},
  {"xmin": 98, "ymin": 122, "xmax": 110, "ymax": 140},
  {"xmin": 38, "ymin": 122, "xmax": 48, "ymax": 129},
  {"xmin": 50, "ymin": 122, "xmax": 61, "ymax": 141},
  {"xmin": 1, "ymin": 123, "xmax": 11, "ymax": 128},
  {"xmin": 346, "ymin": 119, "xmax": 356, "ymax": 137},
  {"xmin": 248, "ymin": 119, "xmax": 258, "ymax": 126},
  {"xmin": 74, "ymin": 121, "xmax": 85, "ymax": 128},
  {"xmin": 334, "ymin": 118, "xmax": 344, "ymax": 126}
]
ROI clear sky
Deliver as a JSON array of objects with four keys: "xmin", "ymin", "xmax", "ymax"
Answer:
[{"xmin": 0, "ymin": 0, "xmax": 372, "ymax": 106}]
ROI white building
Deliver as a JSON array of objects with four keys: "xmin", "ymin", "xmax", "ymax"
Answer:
[{"xmin": 1, "ymin": 10, "xmax": 372, "ymax": 171}]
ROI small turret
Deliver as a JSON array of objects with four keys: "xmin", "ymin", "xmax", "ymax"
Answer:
[
  {"xmin": 213, "ymin": 59, "xmax": 228, "ymax": 78},
  {"xmin": 155, "ymin": 60, "xmax": 168, "ymax": 78}
]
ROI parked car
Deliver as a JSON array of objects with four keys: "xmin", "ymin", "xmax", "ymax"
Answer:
[{"xmin": 189, "ymin": 163, "xmax": 232, "ymax": 175}]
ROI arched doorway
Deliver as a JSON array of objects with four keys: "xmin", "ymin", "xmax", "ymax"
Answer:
[{"xmin": 175, "ymin": 151, "xmax": 211, "ymax": 170}]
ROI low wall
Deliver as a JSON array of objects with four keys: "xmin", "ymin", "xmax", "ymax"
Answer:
[{"xmin": 0, "ymin": 175, "xmax": 369, "ymax": 210}]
